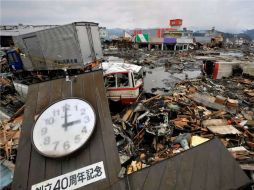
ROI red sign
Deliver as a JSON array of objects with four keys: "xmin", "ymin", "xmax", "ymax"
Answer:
[
  {"xmin": 170, "ymin": 19, "xmax": 183, "ymax": 26},
  {"xmin": 156, "ymin": 28, "xmax": 176, "ymax": 38}
]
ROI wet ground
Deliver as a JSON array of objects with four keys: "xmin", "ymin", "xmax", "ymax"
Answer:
[
  {"xmin": 220, "ymin": 51, "xmax": 243, "ymax": 57},
  {"xmin": 144, "ymin": 66, "xmax": 201, "ymax": 92},
  {"xmin": 105, "ymin": 56, "xmax": 201, "ymax": 92}
]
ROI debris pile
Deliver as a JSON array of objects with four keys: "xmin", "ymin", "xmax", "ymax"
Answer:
[
  {"xmin": 0, "ymin": 76, "xmax": 24, "ymax": 118},
  {"xmin": 0, "ymin": 105, "xmax": 24, "ymax": 164},
  {"xmin": 112, "ymin": 76, "xmax": 254, "ymax": 176}
]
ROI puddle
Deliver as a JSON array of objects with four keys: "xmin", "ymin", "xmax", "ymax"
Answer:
[
  {"xmin": 220, "ymin": 51, "xmax": 243, "ymax": 57},
  {"xmin": 144, "ymin": 66, "xmax": 201, "ymax": 92}
]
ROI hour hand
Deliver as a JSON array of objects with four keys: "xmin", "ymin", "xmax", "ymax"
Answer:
[{"xmin": 62, "ymin": 120, "xmax": 81, "ymax": 131}]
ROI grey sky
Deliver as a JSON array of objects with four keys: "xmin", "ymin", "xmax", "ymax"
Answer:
[{"xmin": 1, "ymin": 0, "xmax": 254, "ymax": 33}]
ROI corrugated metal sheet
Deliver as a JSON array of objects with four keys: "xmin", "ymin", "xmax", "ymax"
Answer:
[
  {"xmin": 76, "ymin": 25, "xmax": 94, "ymax": 64},
  {"xmin": 38, "ymin": 23, "xmax": 83, "ymax": 69},
  {"xmin": 163, "ymin": 38, "xmax": 176, "ymax": 44},
  {"xmin": 90, "ymin": 25, "xmax": 103, "ymax": 59},
  {"xmin": 23, "ymin": 35, "xmax": 46, "ymax": 70}
]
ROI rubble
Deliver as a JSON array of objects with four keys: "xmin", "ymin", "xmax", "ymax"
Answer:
[
  {"xmin": 0, "ymin": 103, "xmax": 24, "ymax": 164},
  {"xmin": 112, "ymin": 76, "xmax": 254, "ymax": 177},
  {"xmin": 0, "ymin": 75, "xmax": 24, "ymax": 119}
]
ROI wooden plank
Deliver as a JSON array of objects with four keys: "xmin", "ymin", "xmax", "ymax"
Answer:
[
  {"xmin": 84, "ymin": 72, "xmax": 111, "ymax": 190},
  {"xmin": 28, "ymin": 81, "xmax": 52, "ymax": 188},
  {"xmin": 142, "ymin": 161, "xmax": 167, "ymax": 190},
  {"xmin": 189, "ymin": 142, "xmax": 210, "ymax": 190},
  {"xmin": 73, "ymin": 75, "xmax": 92, "ymax": 171},
  {"xmin": 219, "ymin": 141, "xmax": 236, "ymax": 190},
  {"xmin": 158, "ymin": 155, "xmax": 182, "ymax": 190},
  {"xmin": 174, "ymin": 148, "xmax": 198, "ymax": 190},
  {"xmin": 128, "ymin": 168, "xmax": 150, "ymax": 190},
  {"xmin": 61, "ymin": 77, "xmax": 72, "ymax": 98},
  {"xmin": 61, "ymin": 77, "xmax": 77, "ymax": 174},
  {"xmin": 45, "ymin": 78, "xmax": 63, "ymax": 179},
  {"xmin": 218, "ymin": 139, "xmax": 250, "ymax": 190},
  {"xmin": 62, "ymin": 73, "xmax": 95, "ymax": 190},
  {"xmin": 205, "ymin": 140, "xmax": 221, "ymax": 190},
  {"xmin": 12, "ymin": 84, "xmax": 39, "ymax": 190},
  {"xmin": 92, "ymin": 71, "xmax": 126, "ymax": 190}
]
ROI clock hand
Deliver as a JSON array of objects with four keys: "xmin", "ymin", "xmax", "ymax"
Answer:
[
  {"xmin": 62, "ymin": 104, "xmax": 71, "ymax": 131},
  {"xmin": 62, "ymin": 120, "xmax": 81, "ymax": 131}
]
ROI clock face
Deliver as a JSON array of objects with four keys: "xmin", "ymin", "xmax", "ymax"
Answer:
[{"xmin": 32, "ymin": 98, "xmax": 96, "ymax": 158}]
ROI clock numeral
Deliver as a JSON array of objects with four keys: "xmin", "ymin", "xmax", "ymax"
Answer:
[
  {"xmin": 75, "ymin": 135, "xmax": 81, "ymax": 143},
  {"xmin": 63, "ymin": 141, "xmax": 70, "ymax": 150},
  {"xmin": 75, "ymin": 105, "xmax": 78, "ymax": 111},
  {"xmin": 53, "ymin": 109, "xmax": 60, "ymax": 116},
  {"xmin": 81, "ymin": 108, "xmax": 86, "ymax": 115},
  {"xmin": 41, "ymin": 127, "xmax": 47, "ymax": 135},
  {"xmin": 45, "ymin": 117, "xmax": 54, "ymax": 125},
  {"xmin": 84, "ymin": 116, "xmax": 90, "ymax": 123},
  {"xmin": 53, "ymin": 141, "xmax": 59, "ymax": 150},
  {"xmin": 82, "ymin": 126, "xmax": 87, "ymax": 133},
  {"xmin": 43, "ymin": 136, "xmax": 50, "ymax": 145}
]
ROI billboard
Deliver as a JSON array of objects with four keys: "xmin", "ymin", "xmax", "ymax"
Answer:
[
  {"xmin": 156, "ymin": 28, "xmax": 176, "ymax": 38},
  {"xmin": 170, "ymin": 19, "xmax": 183, "ymax": 26}
]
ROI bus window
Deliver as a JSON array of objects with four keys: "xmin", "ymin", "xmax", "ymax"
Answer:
[
  {"xmin": 116, "ymin": 73, "xmax": 129, "ymax": 87},
  {"xmin": 105, "ymin": 74, "xmax": 116, "ymax": 88}
]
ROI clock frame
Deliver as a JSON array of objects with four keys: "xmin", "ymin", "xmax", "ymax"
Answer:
[{"xmin": 31, "ymin": 97, "xmax": 96, "ymax": 158}]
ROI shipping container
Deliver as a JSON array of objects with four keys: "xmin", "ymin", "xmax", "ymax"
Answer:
[{"xmin": 13, "ymin": 22, "xmax": 103, "ymax": 71}]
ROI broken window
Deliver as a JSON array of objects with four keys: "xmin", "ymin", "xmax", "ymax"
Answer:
[
  {"xmin": 116, "ymin": 73, "xmax": 129, "ymax": 87},
  {"xmin": 104, "ymin": 74, "xmax": 116, "ymax": 88},
  {"xmin": 134, "ymin": 71, "xmax": 143, "ymax": 86}
]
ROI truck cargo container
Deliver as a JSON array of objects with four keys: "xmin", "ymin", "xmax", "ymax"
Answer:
[{"xmin": 10, "ymin": 22, "xmax": 103, "ymax": 71}]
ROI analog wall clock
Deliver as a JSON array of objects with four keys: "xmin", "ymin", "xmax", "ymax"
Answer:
[{"xmin": 32, "ymin": 98, "xmax": 96, "ymax": 158}]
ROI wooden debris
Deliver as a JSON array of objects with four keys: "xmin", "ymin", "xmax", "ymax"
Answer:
[{"xmin": 122, "ymin": 108, "xmax": 133, "ymax": 122}]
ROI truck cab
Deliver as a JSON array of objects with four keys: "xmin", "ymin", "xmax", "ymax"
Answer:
[
  {"xmin": 6, "ymin": 49, "xmax": 23, "ymax": 71},
  {"xmin": 102, "ymin": 62, "xmax": 144, "ymax": 104}
]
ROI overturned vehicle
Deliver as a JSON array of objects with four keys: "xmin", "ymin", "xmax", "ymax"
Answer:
[{"xmin": 102, "ymin": 62, "xmax": 144, "ymax": 104}]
